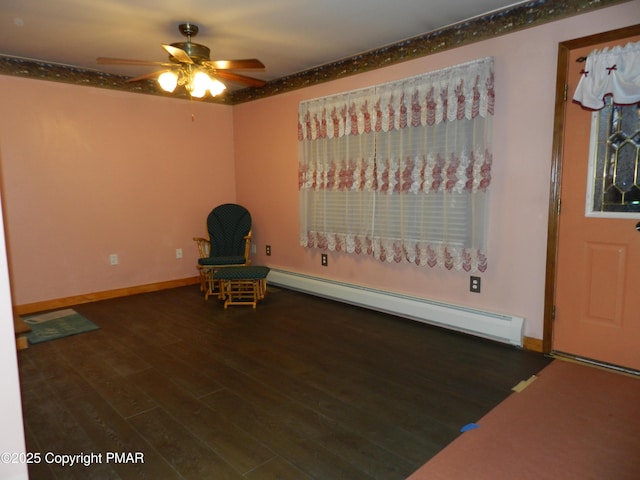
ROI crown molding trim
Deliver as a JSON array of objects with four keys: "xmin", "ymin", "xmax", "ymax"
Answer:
[{"xmin": 0, "ymin": 0, "xmax": 629, "ymax": 105}]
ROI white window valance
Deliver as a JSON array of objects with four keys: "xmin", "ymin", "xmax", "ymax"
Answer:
[{"xmin": 573, "ymin": 40, "xmax": 640, "ymax": 110}]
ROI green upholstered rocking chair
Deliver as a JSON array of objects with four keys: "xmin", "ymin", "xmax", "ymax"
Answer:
[{"xmin": 193, "ymin": 203, "xmax": 252, "ymax": 299}]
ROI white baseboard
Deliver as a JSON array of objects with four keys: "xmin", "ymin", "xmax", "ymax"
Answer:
[{"xmin": 267, "ymin": 269, "xmax": 524, "ymax": 347}]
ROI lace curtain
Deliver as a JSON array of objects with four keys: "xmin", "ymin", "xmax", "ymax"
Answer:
[
  {"xmin": 298, "ymin": 57, "xmax": 494, "ymax": 271},
  {"xmin": 573, "ymin": 40, "xmax": 640, "ymax": 109}
]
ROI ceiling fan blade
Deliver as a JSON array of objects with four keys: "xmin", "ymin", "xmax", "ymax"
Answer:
[
  {"xmin": 162, "ymin": 44, "xmax": 194, "ymax": 64},
  {"xmin": 125, "ymin": 70, "xmax": 168, "ymax": 83},
  {"xmin": 97, "ymin": 57, "xmax": 174, "ymax": 67},
  {"xmin": 214, "ymin": 70, "xmax": 266, "ymax": 88},
  {"xmin": 203, "ymin": 58, "xmax": 265, "ymax": 70}
]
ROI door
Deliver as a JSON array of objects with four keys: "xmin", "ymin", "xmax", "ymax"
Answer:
[{"xmin": 553, "ymin": 34, "xmax": 640, "ymax": 371}]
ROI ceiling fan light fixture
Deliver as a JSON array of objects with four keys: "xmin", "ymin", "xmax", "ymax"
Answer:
[
  {"xmin": 189, "ymin": 70, "xmax": 212, "ymax": 98},
  {"xmin": 158, "ymin": 71, "xmax": 178, "ymax": 92},
  {"xmin": 158, "ymin": 68, "xmax": 226, "ymax": 98},
  {"xmin": 209, "ymin": 78, "xmax": 226, "ymax": 97},
  {"xmin": 103, "ymin": 23, "xmax": 263, "ymax": 98}
]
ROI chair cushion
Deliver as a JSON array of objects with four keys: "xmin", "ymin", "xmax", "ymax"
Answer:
[
  {"xmin": 198, "ymin": 256, "xmax": 247, "ymax": 266},
  {"xmin": 207, "ymin": 204, "xmax": 251, "ymax": 257},
  {"xmin": 213, "ymin": 266, "xmax": 270, "ymax": 280}
]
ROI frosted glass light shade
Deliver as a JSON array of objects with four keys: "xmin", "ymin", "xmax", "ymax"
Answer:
[
  {"xmin": 158, "ymin": 69, "xmax": 227, "ymax": 98},
  {"xmin": 209, "ymin": 79, "xmax": 226, "ymax": 96},
  {"xmin": 190, "ymin": 71, "xmax": 212, "ymax": 98},
  {"xmin": 158, "ymin": 71, "xmax": 178, "ymax": 92}
]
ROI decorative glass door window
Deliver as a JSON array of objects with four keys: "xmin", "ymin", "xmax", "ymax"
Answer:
[{"xmin": 586, "ymin": 99, "xmax": 640, "ymax": 217}]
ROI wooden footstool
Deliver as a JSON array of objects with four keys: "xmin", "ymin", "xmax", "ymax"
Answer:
[{"xmin": 213, "ymin": 266, "xmax": 270, "ymax": 308}]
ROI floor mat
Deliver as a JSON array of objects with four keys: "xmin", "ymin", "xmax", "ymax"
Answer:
[{"xmin": 24, "ymin": 308, "xmax": 100, "ymax": 344}]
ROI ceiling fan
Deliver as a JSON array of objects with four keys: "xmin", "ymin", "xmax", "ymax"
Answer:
[{"xmin": 97, "ymin": 23, "xmax": 266, "ymax": 98}]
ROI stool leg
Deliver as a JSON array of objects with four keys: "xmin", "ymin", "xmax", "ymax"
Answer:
[
  {"xmin": 203, "ymin": 268, "xmax": 228, "ymax": 301},
  {"xmin": 252, "ymin": 281, "xmax": 258, "ymax": 308},
  {"xmin": 214, "ymin": 273, "xmax": 268, "ymax": 307},
  {"xmin": 222, "ymin": 280, "xmax": 230, "ymax": 309},
  {"xmin": 203, "ymin": 267, "xmax": 212, "ymax": 300},
  {"xmin": 197, "ymin": 266, "xmax": 205, "ymax": 292}
]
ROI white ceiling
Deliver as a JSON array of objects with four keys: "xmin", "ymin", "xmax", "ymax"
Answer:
[{"xmin": 0, "ymin": 0, "xmax": 522, "ymax": 90}]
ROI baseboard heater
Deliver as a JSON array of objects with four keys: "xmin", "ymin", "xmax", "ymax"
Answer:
[{"xmin": 267, "ymin": 269, "xmax": 524, "ymax": 347}]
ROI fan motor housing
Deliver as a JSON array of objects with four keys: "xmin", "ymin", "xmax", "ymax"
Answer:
[{"xmin": 169, "ymin": 42, "xmax": 210, "ymax": 63}]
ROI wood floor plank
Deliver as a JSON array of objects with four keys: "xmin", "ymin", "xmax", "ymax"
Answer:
[
  {"xmin": 22, "ymin": 422, "xmax": 60, "ymax": 480},
  {"xmin": 201, "ymin": 388, "xmax": 377, "ymax": 480},
  {"xmin": 113, "ymin": 336, "xmax": 223, "ymax": 399},
  {"xmin": 237, "ymin": 320, "xmax": 460, "ymax": 436},
  {"xmin": 268, "ymin": 400, "xmax": 416, "ymax": 479},
  {"xmin": 91, "ymin": 374, "xmax": 158, "ymax": 419},
  {"xmin": 65, "ymin": 389, "xmax": 182, "ymax": 480},
  {"xmin": 245, "ymin": 456, "xmax": 313, "ymax": 480},
  {"xmin": 176, "ymin": 332, "xmax": 443, "ymax": 465},
  {"xmin": 128, "ymin": 407, "xmax": 244, "ymax": 480},
  {"xmin": 21, "ymin": 384, "xmax": 120, "ymax": 479},
  {"xmin": 18, "ymin": 285, "xmax": 552, "ymax": 479},
  {"xmin": 129, "ymin": 368, "xmax": 275, "ymax": 475},
  {"xmin": 21, "ymin": 345, "xmax": 95, "ymax": 401},
  {"xmin": 93, "ymin": 337, "xmax": 153, "ymax": 377},
  {"xmin": 247, "ymin": 365, "xmax": 441, "ymax": 464}
]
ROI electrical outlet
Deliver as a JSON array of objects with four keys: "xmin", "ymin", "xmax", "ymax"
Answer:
[
  {"xmin": 266, "ymin": 245, "xmax": 271, "ymax": 256},
  {"xmin": 251, "ymin": 244, "xmax": 257, "ymax": 254},
  {"xmin": 321, "ymin": 253, "xmax": 328, "ymax": 266},
  {"xmin": 470, "ymin": 276, "xmax": 481, "ymax": 293},
  {"xmin": 109, "ymin": 254, "xmax": 118, "ymax": 266},
  {"xmin": 176, "ymin": 248, "xmax": 183, "ymax": 259}
]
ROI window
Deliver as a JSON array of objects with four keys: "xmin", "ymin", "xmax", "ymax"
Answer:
[
  {"xmin": 573, "ymin": 40, "xmax": 640, "ymax": 218},
  {"xmin": 298, "ymin": 58, "xmax": 494, "ymax": 272},
  {"xmin": 587, "ymin": 99, "xmax": 640, "ymax": 216}
]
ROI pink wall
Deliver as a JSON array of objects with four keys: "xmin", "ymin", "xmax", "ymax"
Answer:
[
  {"xmin": 0, "ymin": 1, "xmax": 638, "ymax": 337},
  {"xmin": 0, "ymin": 78, "xmax": 236, "ymax": 305},
  {"xmin": 234, "ymin": 1, "xmax": 640, "ymax": 340}
]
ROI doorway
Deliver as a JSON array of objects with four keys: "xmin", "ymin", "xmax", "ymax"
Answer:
[{"xmin": 544, "ymin": 25, "xmax": 640, "ymax": 371}]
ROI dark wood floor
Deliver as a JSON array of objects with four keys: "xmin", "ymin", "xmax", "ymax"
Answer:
[{"xmin": 18, "ymin": 285, "xmax": 551, "ymax": 479}]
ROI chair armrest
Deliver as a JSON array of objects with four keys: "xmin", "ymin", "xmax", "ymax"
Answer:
[
  {"xmin": 243, "ymin": 231, "xmax": 252, "ymax": 264},
  {"xmin": 193, "ymin": 237, "xmax": 210, "ymax": 259}
]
